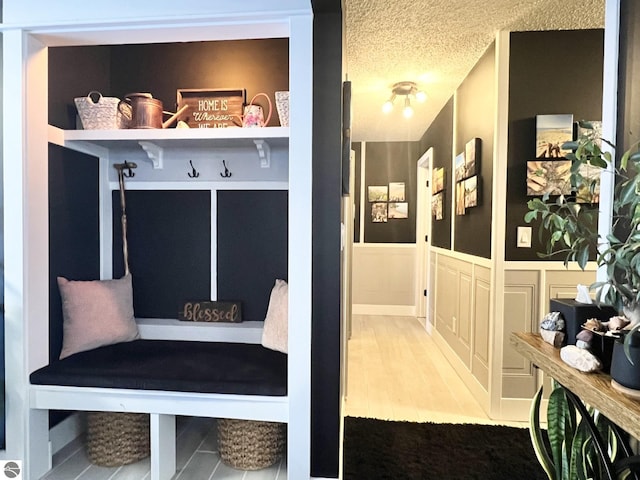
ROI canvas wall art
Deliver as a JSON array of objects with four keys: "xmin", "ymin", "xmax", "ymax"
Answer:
[
  {"xmin": 464, "ymin": 176, "xmax": 478, "ymax": 208},
  {"xmin": 536, "ymin": 114, "xmax": 573, "ymax": 158},
  {"xmin": 388, "ymin": 202, "xmax": 408, "ymax": 219},
  {"xmin": 432, "ymin": 167, "xmax": 445, "ymax": 193},
  {"xmin": 455, "ymin": 153, "xmax": 466, "ymax": 182},
  {"xmin": 575, "ymin": 163, "xmax": 601, "ymax": 204},
  {"xmin": 456, "ymin": 181, "xmax": 466, "ymax": 215},
  {"xmin": 371, "ymin": 202, "xmax": 388, "ymax": 222},
  {"xmin": 368, "ymin": 185, "xmax": 388, "ymax": 202},
  {"xmin": 432, "ymin": 192, "xmax": 443, "ymax": 220},
  {"xmin": 389, "ymin": 182, "xmax": 406, "ymax": 201},
  {"xmin": 526, "ymin": 160, "xmax": 572, "ymax": 196},
  {"xmin": 465, "ymin": 138, "xmax": 480, "ymax": 178}
]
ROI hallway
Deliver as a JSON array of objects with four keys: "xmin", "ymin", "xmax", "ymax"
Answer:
[{"xmin": 343, "ymin": 315, "xmax": 522, "ymax": 426}]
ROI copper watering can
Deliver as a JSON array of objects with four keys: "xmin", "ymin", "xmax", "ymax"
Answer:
[{"xmin": 118, "ymin": 93, "xmax": 189, "ymax": 129}]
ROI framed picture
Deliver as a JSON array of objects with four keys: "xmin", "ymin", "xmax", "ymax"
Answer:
[
  {"xmin": 464, "ymin": 175, "xmax": 479, "ymax": 208},
  {"xmin": 455, "ymin": 153, "xmax": 466, "ymax": 182},
  {"xmin": 465, "ymin": 138, "xmax": 481, "ymax": 178},
  {"xmin": 368, "ymin": 185, "xmax": 388, "ymax": 202},
  {"xmin": 371, "ymin": 202, "xmax": 388, "ymax": 222},
  {"xmin": 432, "ymin": 192, "xmax": 443, "ymax": 220},
  {"xmin": 388, "ymin": 202, "xmax": 408, "ymax": 219},
  {"xmin": 456, "ymin": 181, "xmax": 466, "ymax": 215},
  {"xmin": 432, "ymin": 167, "xmax": 445, "ymax": 193},
  {"xmin": 536, "ymin": 114, "xmax": 574, "ymax": 158},
  {"xmin": 526, "ymin": 160, "xmax": 572, "ymax": 196},
  {"xmin": 389, "ymin": 182, "xmax": 406, "ymax": 201}
]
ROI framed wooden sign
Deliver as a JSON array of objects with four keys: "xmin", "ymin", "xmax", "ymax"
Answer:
[
  {"xmin": 179, "ymin": 300, "xmax": 243, "ymax": 323},
  {"xmin": 177, "ymin": 88, "xmax": 245, "ymax": 128}
]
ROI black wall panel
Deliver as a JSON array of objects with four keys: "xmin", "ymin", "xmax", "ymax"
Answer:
[
  {"xmin": 48, "ymin": 144, "xmax": 100, "ymax": 427},
  {"xmin": 49, "ymin": 145, "xmax": 101, "ymax": 361},
  {"xmin": 418, "ymin": 97, "xmax": 454, "ymax": 250},
  {"xmin": 363, "ymin": 141, "xmax": 419, "ymax": 243},
  {"xmin": 216, "ymin": 190, "xmax": 288, "ymax": 322},
  {"xmin": 49, "ymin": 39, "xmax": 289, "ymax": 130},
  {"xmin": 506, "ymin": 30, "xmax": 604, "ymax": 261},
  {"xmin": 311, "ymin": 9, "xmax": 343, "ymax": 477},
  {"xmin": 49, "ymin": 46, "xmax": 112, "ymax": 129},
  {"xmin": 454, "ymin": 43, "xmax": 495, "ymax": 259},
  {"xmin": 112, "ymin": 190, "xmax": 211, "ymax": 318}
]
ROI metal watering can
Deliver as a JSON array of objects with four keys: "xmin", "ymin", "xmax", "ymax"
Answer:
[{"xmin": 118, "ymin": 93, "xmax": 188, "ymax": 129}]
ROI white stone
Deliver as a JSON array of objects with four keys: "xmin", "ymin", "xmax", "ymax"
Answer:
[{"xmin": 560, "ymin": 345, "xmax": 602, "ymax": 372}]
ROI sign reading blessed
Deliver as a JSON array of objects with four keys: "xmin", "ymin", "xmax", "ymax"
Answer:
[
  {"xmin": 179, "ymin": 301, "xmax": 243, "ymax": 323},
  {"xmin": 177, "ymin": 88, "xmax": 246, "ymax": 128}
]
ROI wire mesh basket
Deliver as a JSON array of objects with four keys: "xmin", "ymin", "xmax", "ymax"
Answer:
[{"xmin": 74, "ymin": 91, "xmax": 127, "ymax": 130}]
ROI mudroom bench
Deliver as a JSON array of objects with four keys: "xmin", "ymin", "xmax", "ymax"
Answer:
[{"xmin": 29, "ymin": 339, "xmax": 288, "ymax": 480}]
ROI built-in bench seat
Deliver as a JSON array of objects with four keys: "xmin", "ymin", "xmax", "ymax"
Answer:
[{"xmin": 29, "ymin": 340, "xmax": 288, "ymax": 480}]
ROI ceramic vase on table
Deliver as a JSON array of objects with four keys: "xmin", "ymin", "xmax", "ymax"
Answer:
[{"xmin": 610, "ymin": 330, "xmax": 640, "ymax": 396}]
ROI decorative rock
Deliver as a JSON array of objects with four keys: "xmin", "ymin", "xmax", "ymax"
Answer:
[
  {"xmin": 576, "ymin": 340, "xmax": 590, "ymax": 349},
  {"xmin": 560, "ymin": 345, "xmax": 602, "ymax": 373},
  {"xmin": 540, "ymin": 328, "xmax": 565, "ymax": 348},
  {"xmin": 576, "ymin": 329, "xmax": 594, "ymax": 343},
  {"xmin": 541, "ymin": 311, "xmax": 565, "ymax": 331}
]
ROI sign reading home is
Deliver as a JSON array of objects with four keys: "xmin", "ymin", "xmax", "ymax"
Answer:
[
  {"xmin": 177, "ymin": 88, "xmax": 245, "ymax": 128},
  {"xmin": 179, "ymin": 301, "xmax": 243, "ymax": 323}
]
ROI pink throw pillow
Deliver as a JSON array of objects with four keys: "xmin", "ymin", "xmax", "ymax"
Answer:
[{"xmin": 57, "ymin": 274, "xmax": 140, "ymax": 359}]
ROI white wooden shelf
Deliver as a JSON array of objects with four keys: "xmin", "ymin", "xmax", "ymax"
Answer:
[
  {"xmin": 49, "ymin": 126, "xmax": 290, "ymax": 168},
  {"xmin": 136, "ymin": 318, "xmax": 264, "ymax": 344}
]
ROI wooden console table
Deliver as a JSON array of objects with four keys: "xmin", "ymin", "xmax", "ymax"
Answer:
[{"xmin": 510, "ymin": 332, "xmax": 640, "ymax": 440}]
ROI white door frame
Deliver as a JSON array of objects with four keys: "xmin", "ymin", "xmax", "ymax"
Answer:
[{"xmin": 415, "ymin": 147, "xmax": 433, "ymax": 328}]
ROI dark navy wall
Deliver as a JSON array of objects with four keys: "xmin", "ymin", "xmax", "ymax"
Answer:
[
  {"xmin": 505, "ymin": 29, "xmax": 604, "ymax": 261},
  {"xmin": 418, "ymin": 97, "xmax": 454, "ymax": 250},
  {"xmin": 311, "ymin": 8, "xmax": 343, "ymax": 478}
]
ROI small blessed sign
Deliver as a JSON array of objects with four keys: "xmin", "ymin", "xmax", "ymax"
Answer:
[
  {"xmin": 176, "ymin": 88, "xmax": 245, "ymax": 128},
  {"xmin": 179, "ymin": 301, "xmax": 242, "ymax": 323}
]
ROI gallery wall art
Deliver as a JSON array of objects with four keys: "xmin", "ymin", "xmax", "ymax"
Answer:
[
  {"xmin": 536, "ymin": 114, "xmax": 573, "ymax": 158},
  {"xmin": 526, "ymin": 160, "xmax": 572, "ymax": 196},
  {"xmin": 368, "ymin": 181, "xmax": 409, "ymax": 223}
]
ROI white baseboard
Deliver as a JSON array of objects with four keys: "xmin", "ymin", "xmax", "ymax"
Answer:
[
  {"xmin": 50, "ymin": 413, "xmax": 83, "ymax": 455},
  {"xmin": 352, "ymin": 304, "xmax": 416, "ymax": 316}
]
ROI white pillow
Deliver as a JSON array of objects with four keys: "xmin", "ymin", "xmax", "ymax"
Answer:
[
  {"xmin": 261, "ymin": 279, "xmax": 288, "ymax": 353},
  {"xmin": 57, "ymin": 274, "xmax": 140, "ymax": 359}
]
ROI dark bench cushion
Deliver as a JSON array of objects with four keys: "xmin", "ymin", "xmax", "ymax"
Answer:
[{"xmin": 30, "ymin": 340, "xmax": 287, "ymax": 396}]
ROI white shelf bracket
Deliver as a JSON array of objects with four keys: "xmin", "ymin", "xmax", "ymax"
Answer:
[
  {"xmin": 139, "ymin": 141, "xmax": 164, "ymax": 169},
  {"xmin": 254, "ymin": 139, "xmax": 271, "ymax": 168}
]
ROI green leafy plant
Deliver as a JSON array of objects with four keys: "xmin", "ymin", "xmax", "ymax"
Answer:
[
  {"xmin": 529, "ymin": 382, "xmax": 635, "ymax": 480},
  {"xmin": 525, "ymin": 122, "xmax": 640, "ymax": 357}
]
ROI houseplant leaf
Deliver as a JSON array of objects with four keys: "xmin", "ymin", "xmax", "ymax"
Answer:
[{"xmin": 529, "ymin": 385, "xmax": 555, "ymax": 479}]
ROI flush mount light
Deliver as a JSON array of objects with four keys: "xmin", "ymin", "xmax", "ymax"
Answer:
[{"xmin": 382, "ymin": 81, "xmax": 427, "ymax": 118}]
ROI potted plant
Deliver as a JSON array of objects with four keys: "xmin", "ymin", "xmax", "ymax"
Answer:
[{"xmin": 525, "ymin": 121, "xmax": 640, "ymax": 390}]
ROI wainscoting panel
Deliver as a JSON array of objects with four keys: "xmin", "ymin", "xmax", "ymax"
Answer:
[
  {"xmin": 472, "ymin": 266, "xmax": 491, "ymax": 390},
  {"xmin": 502, "ymin": 270, "xmax": 539, "ymax": 399},
  {"xmin": 352, "ymin": 245, "xmax": 416, "ymax": 315}
]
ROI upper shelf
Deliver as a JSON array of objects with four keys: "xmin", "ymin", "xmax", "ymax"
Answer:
[{"xmin": 49, "ymin": 126, "xmax": 290, "ymax": 168}]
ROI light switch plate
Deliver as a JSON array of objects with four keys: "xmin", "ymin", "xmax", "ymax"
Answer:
[{"xmin": 517, "ymin": 226, "xmax": 532, "ymax": 248}]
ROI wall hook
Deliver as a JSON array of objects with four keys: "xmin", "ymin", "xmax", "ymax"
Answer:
[
  {"xmin": 114, "ymin": 161, "xmax": 137, "ymax": 178},
  {"xmin": 220, "ymin": 159, "xmax": 232, "ymax": 178},
  {"xmin": 188, "ymin": 160, "xmax": 200, "ymax": 178}
]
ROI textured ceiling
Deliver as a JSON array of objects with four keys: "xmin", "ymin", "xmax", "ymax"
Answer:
[{"xmin": 345, "ymin": 0, "xmax": 605, "ymax": 142}]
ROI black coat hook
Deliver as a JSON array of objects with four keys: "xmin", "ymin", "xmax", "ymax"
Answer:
[
  {"xmin": 114, "ymin": 161, "xmax": 137, "ymax": 178},
  {"xmin": 220, "ymin": 159, "xmax": 232, "ymax": 178},
  {"xmin": 188, "ymin": 160, "xmax": 200, "ymax": 178}
]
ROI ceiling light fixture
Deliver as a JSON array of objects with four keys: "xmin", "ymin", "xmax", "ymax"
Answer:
[{"xmin": 382, "ymin": 81, "xmax": 426, "ymax": 118}]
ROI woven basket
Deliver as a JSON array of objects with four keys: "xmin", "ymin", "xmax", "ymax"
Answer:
[
  {"xmin": 85, "ymin": 412, "xmax": 150, "ymax": 467},
  {"xmin": 74, "ymin": 91, "xmax": 127, "ymax": 130},
  {"xmin": 218, "ymin": 419, "xmax": 285, "ymax": 470},
  {"xmin": 275, "ymin": 91, "xmax": 289, "ymax": 127}
]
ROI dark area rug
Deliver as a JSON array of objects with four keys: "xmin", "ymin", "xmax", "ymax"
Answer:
[{"xmin": 343, "ymin": 417, "xmax": 547, "ymax": 480}]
